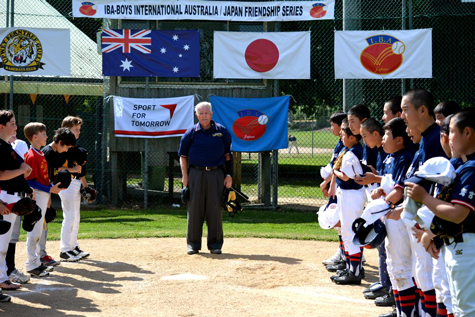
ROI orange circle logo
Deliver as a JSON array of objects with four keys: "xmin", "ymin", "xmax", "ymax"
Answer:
[{"xmin": 360, "ymin": 35, "xmax": 405, "ymax": 75}]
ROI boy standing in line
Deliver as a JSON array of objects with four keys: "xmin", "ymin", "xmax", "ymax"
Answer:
[
  {"xmin": 0, "ymin": 110, "xmax": 32, "ymax": 292},
  {"xmin": 58, "ymin": 116, "xmax": 92, "ymax": 261},
  {"xmin": 328, "ymin": 118, "xmax": 366, "ymax": 285},
  {"xmin": 23, "ymin": 123, "xmax": 66, "ymax": 277},
  {"xmin": 40, "ymin": 128, "xmax": 77, "ymax": 263}
]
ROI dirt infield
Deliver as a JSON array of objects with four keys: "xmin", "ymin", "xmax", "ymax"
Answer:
[{"xmin": 1, "ymin": 238, "xmax": 390, "ymax": 317}]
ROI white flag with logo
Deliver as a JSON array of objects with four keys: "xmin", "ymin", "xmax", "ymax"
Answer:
[
  {"xmin": 113, "ymin": 95, "xmax": 194, "ymax": 138},
  {"xmin": 0, "ymin": 28, "xmax": 70, "ymax": 76},
  {"xmin": 214, "ymin": 31, "xmax": 310, "ymax": 79},
  {"xmin": 334, "ymin": 29, "xmax": 432, "ymax": 79}
]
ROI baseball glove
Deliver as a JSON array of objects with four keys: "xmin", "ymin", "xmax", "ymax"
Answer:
[
  {"xmin": 80, "ymin": 187, "xmax": 97, "ymax": 203},
  {"xmin": 181, "ymin": 187, "xmax": 190, "ymax": 205},
  {"xmin": 8, "ymin": 197, "xmax": 36, "ymax": 216},
  {"xmin": 222, "ymin": 188, "xmax": 242, "ymax": 217}
]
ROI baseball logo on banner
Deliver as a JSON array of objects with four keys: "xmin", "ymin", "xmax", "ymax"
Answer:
[
  {"xmin": 233, "ymin": 109, "xmax": 268, "ymax": 141},
  {"xmin": 360, "ymin": 35, "xmax": 406, "ymax": 75},
  {"xmin": 210, "ymin": 96, "xmax": 289, "ymax": 152},
  {"xmin": 113, "ymin": 95, "xmax": 194, "ymax": 138}
]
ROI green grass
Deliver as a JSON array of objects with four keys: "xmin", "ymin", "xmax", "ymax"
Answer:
[
  {"xmin": 287, "ymin": 130, "xmax": 339, "ymax": 149},
  {"xmin": 27, "ymin": 207, "xmax": 337, "ymax": 242}
]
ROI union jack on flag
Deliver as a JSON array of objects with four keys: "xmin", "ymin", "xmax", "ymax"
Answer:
[
  {"xmin": 102, "ymin": 29, "xmax": 200, "ymax": 77},
  {"xmin": 102, "ymin": 29, "xmax": 152, "ymax": 54}
]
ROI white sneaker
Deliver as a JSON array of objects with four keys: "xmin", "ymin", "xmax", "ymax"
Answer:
[
  {"xmin": 73, "ymin": 247, "xmax": 90, "ymax": 259},
  {"xmin": 60, "ymin": 251, "xmax": 81, "ymax": 262},
  {"xmin": 322, "ymin": 249, "xmax": 342, "ymax": 265},
  {"xmin": 9, "ymin": 269, "xmax": 30, "ymax": 284}
]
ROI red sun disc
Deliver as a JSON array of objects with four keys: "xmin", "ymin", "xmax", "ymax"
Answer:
[{"xmin": 245, "ymin": 39, "xmax": 279, "ymax": 73}]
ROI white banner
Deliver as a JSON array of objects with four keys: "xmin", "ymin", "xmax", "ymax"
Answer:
[
  {"xmin": 72, "ymin": 0, "xmax": 335, "ymax": 21},
  {"xmin": 214, "ymin": 31, "xmax": 310, "ymax": 79},
  {"xmin": 113, "ymin": 95, "xmax": 194, "ymax": 138},
  {"xmin": 334, "ymin": 29, "xmax": 432, "ymax": 79},
  {"xmin": 0, "ymin": 28, "xmax": 70, "ymax": 76}
]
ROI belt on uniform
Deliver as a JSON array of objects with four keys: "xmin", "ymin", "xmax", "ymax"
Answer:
[
  {"xmin": 190, "ymin": 165, "xmax": 223, "ymax": 171},
  {"xmin": 5, "ymin": 191, "xmax": 28, "ymax": 197}
]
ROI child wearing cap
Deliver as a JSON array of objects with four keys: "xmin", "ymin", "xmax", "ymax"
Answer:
[
  {"xmin": 328, "ymin": 118, "xmax": 366, "ymax": 285},
  {"xmin": 23, "ymin": 123, "xmax": 68, "ymax": 277}
]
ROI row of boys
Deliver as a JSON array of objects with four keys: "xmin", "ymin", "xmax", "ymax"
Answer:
[
  {"xmin": 0, "ymin": 111, "xmax": 91, "ymax": 303},
  {"xmin": 320, "ymin": 89, "xmax": 474, "ymax": 317}
]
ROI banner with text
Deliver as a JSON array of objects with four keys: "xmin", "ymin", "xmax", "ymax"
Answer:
[
  {"xmin": 210, "ymin": 96, "xmax": 289, "ymax": 152},
  {"xmin": 73, "ymin": 0, "xmax": 335, "ymax": 21},
  {"xmin": 113, "ymin": 95, "xmax": 194, "ymax": 138}
]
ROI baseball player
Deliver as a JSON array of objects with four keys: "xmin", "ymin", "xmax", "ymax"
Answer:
[
  {"xmin": 23, "ymin": 123, "xmax": 66, "ymax": 277},
  {"xmin": 58, "ymin": 116, "xmax": 92, "ymax": 261},
  {"xmin": 321, "ymin": 113, "xmax": 346, "ymax": 267},
  {"xmin": 406, "ymin": 108, "xmax": 475, "ymax": 317},
  {"xmin": 328, "ymin": 118, "xmax": 366, "ymax": 284},
  {"xmin": 372, "ymin": 118, "xmax": 414, "ymax": 317},
  {"xmin": 41, "ymin": 128, "xmax": 77, "ymax": 263},
  {"xmin": 354, "ymin": 118, "xmax": 392, "ymax": 303},
  {"xmin": 0, "ymin": 110, "xmax": 32, "ymax": 291},
  {"xmin": 5, "ymin": 135, "xmax": 31, "ymax": 285}
]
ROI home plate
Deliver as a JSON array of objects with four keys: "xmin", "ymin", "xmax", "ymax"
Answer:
[{"xmin": 161, "ymin": 273, "xmax": 209, "ymax": 280}]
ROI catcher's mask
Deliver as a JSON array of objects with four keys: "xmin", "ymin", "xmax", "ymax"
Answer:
[
  {"xmin": 352, "ymin": 218, "xmax": 387, "ymax": 249},
  {"xmin": 0, "ymin": 215, "xmax": 11, "ymax": 235},
  {"xmin": 222, "ymin": 188, "xmax": 242, "ymax": 217},
  {"xmin": 181, "ymin": 187, "xmax": 190, "ymax": 205}
]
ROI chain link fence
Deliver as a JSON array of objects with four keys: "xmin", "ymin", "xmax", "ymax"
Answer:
[{"xmin": 1, "ymin": 0, "xmax": 473, "ymax": 209}]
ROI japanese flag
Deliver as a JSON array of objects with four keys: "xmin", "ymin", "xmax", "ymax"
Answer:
[{"xmin": 213, "ymin": 31, "xmax": 310, "ymax": 79}]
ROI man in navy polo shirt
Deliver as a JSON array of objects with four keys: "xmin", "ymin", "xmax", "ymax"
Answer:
[{"xmin": 179, "ymin": 102, "xmax": 233, "ymax": 255}]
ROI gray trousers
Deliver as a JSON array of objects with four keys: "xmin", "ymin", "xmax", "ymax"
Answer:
[{"xmin": 187, "ymin": 167, "xmax": 224, "ymax": 251}]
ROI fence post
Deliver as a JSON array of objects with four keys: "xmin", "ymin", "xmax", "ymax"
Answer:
[
  {"xmin": 8, "ymin": 0, "xmax": 14, "ymax": 110},
  {"xmin": 143, "ymin": 77, "xmax": 150, "ymax": 208},
  {"xmin": 272, "ymin": 150, "xmax": 278, "ymax": 210},
  {"xmin": 342, "ymin": 0, "xmax": 362, "ymax": 111}
]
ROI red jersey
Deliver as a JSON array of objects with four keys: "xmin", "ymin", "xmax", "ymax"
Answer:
[{"xmin": 25, "ymin": 147, "xmax": 50, "ymax": 187}]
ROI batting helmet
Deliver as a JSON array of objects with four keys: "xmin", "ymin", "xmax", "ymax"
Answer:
[{"xmin": 352, "ymin": 217, "xmax": 387, "ymax": 249}]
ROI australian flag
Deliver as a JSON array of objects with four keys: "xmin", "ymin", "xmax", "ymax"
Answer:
[{"xmin": 102, "ymin": 29, "xmax": 200, "ymax": 77}]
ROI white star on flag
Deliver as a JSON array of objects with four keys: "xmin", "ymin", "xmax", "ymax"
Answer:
[
  {"xmin": 179, "ymin": 54, "xmax": 182, "ymax": 58},
  {"xmin": 120, "ymin": 58, "xmax": 133, "ymax": 71},
  {"xmin": 160, "ymin": 47, "xmax": 166, "ymax": 54},
  {"xmin": 172, "ymin": 35, "xmax": 179, "ymax": 41},
  {"xmin": 183, "ymin": 44, "xmax": 190, "ymax": 51},
  {"xmin": 173, "ymin": 67, "xmax": 179, "ymax": 73}
]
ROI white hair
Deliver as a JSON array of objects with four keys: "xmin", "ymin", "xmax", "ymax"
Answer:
[{"xmin": 195, "ymin": 101, "xmax": 212, "ymax": 114}]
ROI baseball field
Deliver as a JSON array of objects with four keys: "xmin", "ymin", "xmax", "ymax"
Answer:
[{"xmin": 1, "ymin": 238, "xmax": 390, "ymax": 316}]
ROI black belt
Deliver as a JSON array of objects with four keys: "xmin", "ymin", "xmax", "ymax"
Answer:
[
  {"xmin": 191, "ymin": 165, "xmax": 223, "ymax": 171},
  {"xmin": 5, "ymin": 191, "xmax": 28, "ymax": 197}
]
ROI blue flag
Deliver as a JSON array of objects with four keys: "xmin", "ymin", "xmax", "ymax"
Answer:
[
  {"xmin": 102, "ymin": 29, "xmax": 200, "ymax": 77},
  {"xmin": 210, "ymin": 96, "xmax": 289, "ymax": 152}
]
